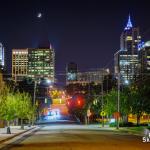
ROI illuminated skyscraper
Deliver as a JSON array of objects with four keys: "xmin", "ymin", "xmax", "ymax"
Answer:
[
  {"xmin": 12, "ymin": 49, "xmax": 28, "ymax": 81},
  {"xmin": 138, "ymin": 41, "xmax": 150, "ymax": 73},
  {"xmin": 28, "ymin": 47, "xmax": 55, "ymax": 82},
  {"xmin": 120, "ymin": 15, "xmax": 141, "ymax": 53},
  {"xmin": 66, "ymin": 62, "xmax": 78, "ymax": 84},
  {"xmin": 0, "ymin": 43, "xmax": 5, "ymax": 70},
  {"xmin": 12, "ymin": 45, "xmax": 55, "ymax": 82},
  {"xmin": 114, "ymin": 15, "xmax": 141, "ymax": 85}
]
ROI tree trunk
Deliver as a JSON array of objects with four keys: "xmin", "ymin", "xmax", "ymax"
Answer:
[
  {"xmin": 84, "ymin": 116, "xmax": 87, "ymax": 125},
  {"xmin": 21, "ymin": 119, "xmax": 24, "ymax": 130},
  {"xmin": 28, "ymin": 119, "xmax": 31, "ymax": 127},
  {"xmin": 16, "ymin": 118, "xmax": 19, "ymax": 126},
  {"xmin": 87, "ymin": 116, "xmax": 90, "ymax": 124},
  {"xmin": 31, "ymin": 118, "xmax": 34, "ymax": 126},
  {"xmin": 7, "ymin": 121, "xmax": 11, "ymax": 134},
  {"xmin": 137, "ymin": 114, "xmax": 140, "ymax": 126},
  {"xmin": 123, "ymin": 115, "xmax": 128, "ymax": 123}
]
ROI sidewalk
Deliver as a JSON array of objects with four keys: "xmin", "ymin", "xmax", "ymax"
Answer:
[
  {"xmin": 85, "ymin": 124, "xmax": 148, "ymax": 136},
  {"xmin": 0, "ymin": 126, "xmax": 35, "ymax": 143},
  {"xmin": 116, "ymin": 126, "xmax": 147, "ymax": 136}
]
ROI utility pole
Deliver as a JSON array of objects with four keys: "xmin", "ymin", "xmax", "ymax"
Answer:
[
  {"xmin": 116, "ymin": 72, "xmax": 120, "ymax": 129},
  {"xmin": 33, "ymin": 80, "xmax": 37, "ymax": 105},
  {"xmin": 101, "ymin": 69, "xmax": 104, "ymax": 127}
]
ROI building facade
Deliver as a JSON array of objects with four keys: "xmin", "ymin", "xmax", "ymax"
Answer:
[
  {"xmin": 66, "ymin": 63, "xmax": 110, "ymax": 85},
  {"xmin": 28, "ymin": 47, "xmax": 55, "ymax": 82},
  {"xmin": 138, "ymin": 41, "xmax": 150, "ymax": 73},
  {"xmin": 12, "ymin": 46, "xmax": 55, "ymax": 82},
  {"xmin": 0, "ymin": 43, "xmax": 5, "ymax": 70},
  {"xmin": 66, "ymin": 62, "xmax": 78, "ymax": 84},
  {"xmin": 12, "ymin": 49, "xmax": 28, "ymax": 81},
  {"xmin": 77, "ymin": 69, "xmax": 110, "ymax": 84},
  {"xmin": 114, "ymin": 15, "xmax": 141, "ymax": 85}
]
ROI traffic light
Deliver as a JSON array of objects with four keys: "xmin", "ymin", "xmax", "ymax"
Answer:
[
  {"xmin": 77, "ymin": 100, "xmax": 81, "ymax": 105},
  {"xmin": 67, "ymin": 101, "xmax": 70, "ymax": 106}
]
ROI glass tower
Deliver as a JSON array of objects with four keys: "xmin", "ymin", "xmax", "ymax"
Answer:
[
  {"xmin": 114, "ymin": 15, "xmax": 141, "ymax": 85},
  {"xmin": 12, "ymin": 46, "xmax": 55, "ymax": 82},
  {"xmin": 139, "ymin": 41, "xmax": 150, "ymax": 73},
  {"xmin": 66, "ymin": 62, "xmax": 78, "ymax": 85},
  {"xmin": 12, "ymin": 49, "xmax": 28, "ymax": 81},
  {"xmin": 28, "ymin": 47, "xmax": 55, "ymax": 82}
]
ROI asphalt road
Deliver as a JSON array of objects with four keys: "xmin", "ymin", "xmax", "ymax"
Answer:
[{"xmin": 0, "ymin": 124, "xmax": 149, "ymax": 150}]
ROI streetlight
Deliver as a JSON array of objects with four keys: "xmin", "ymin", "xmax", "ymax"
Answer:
[
  {"xmin": 33, "ymin": 80, "xmax": 37, "ymax": 105},
  {"xmin": 33, "ymin": 79, "xmax": 52, "ymax": 105},
  {"xmin": 33, "ymin": 79, "xmax": 53, "ymax": 121},
  {"xmin": 124, "ymin": 79, "xmax": 129, "ymax": 85},
  {"xmin": 101, "ymin": 69, "xmax": 104, "ymax": 127},
  {"xmin": 46, "ymin": 79, "xmax": 52, "ymax": 84},
  {"xmin": 116, "ymin": 73, "xmax": 120, "ymax": 129}
]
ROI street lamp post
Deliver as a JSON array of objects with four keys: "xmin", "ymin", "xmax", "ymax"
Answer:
[
  {"xmin": 101, "ymin": 69, "xmax": 104, "ymax": 127},
  {"xmin": 116, "ymin": 72, "xmax": 120, "ymax": 129},
  {"xmin": 33, "ymin": 80, "xmax": 37, "ymax": 105}
]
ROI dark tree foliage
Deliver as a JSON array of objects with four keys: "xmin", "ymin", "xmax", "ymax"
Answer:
[{"xmin": 65, "ymin": 74, "xmax": 117, "ymax": 123}]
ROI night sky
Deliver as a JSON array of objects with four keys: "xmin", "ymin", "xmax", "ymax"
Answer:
[{"xmin": 0, "ymin": 0, "xmax": 150, "ymax": 83}]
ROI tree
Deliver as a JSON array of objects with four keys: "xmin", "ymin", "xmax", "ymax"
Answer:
[
  {"xmin": 103, "ymin": 89, "xmax": 117, "ymax": 117},
  {"xmin": 130, "ymin": 85, "xmax": 143, "ymax": 125},
  {"xmin": 0, "ymin": 81, "xmax": 35, "ymax": 133},
  {"xmin": 0, "ymin": 87, "xmax": 17, "ymax": 134},
  {"xmin": 103, "ymin": 74, "xmax": 117, "ymax": 93},
  {"xmin": 130, "ymin": 75, "xmax": 150, "ymax": 126},
  {"xmin": 27, "ymin": 105, "xmax": 36, "ymax": 126},
  {"xmin": 15, "ymin": 92, "xmax": 33, "ymax": 129},
  {"xmin": 103, "ymin": 88, "xmax": 131, "ymax": 122}
]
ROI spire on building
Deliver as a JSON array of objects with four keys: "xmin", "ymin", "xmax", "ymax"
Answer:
[
  {"xmin": 50, "ymin": 43, "xmax": 52, "ymax": 49},
  {"xmin": 124, "ymin": 14, "xmax": 133, "ymax": 30}
]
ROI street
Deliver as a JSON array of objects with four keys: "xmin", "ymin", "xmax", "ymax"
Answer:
[{"xmin": 0, "ymin": 124, "xmax": 149, "ymax": 150}]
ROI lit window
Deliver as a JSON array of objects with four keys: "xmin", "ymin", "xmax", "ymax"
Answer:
[{"xmin": 126, "ymin": 36, "xmax": 132, "ymax": 41}]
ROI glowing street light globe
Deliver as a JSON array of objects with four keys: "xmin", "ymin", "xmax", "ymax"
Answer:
[
  {"xmin": 124, "ymin": 80, "xmax": 129, "ymax": 85},
  {"xmin": 46, "ymin": 79, "xmax": 51, "ymax": 84},
  {"xmin": 37, "ymin": 12, "xmax": 42, "ymax": 18}
]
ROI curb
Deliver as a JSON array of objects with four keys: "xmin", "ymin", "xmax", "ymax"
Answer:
[
  {"xmin": 0, "ymin": 127, "xmax": 36, "ymax": 144},
  {"xmin": 114, "ymin": 129, "xmax": 144, "ymax": 137}
]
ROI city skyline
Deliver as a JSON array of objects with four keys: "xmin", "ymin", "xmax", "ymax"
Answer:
[
  {"xmin": 0, "ymin": 0, "xmax": 150, "ymax": 83},
  {"xmin": 0, "ymin": 1, "xmax": 150, "ymax": 148}
]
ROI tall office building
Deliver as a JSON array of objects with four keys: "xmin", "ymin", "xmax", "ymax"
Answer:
[
  {"xmin": 138, "ymin": 41, "xmax": 150, "ymax": 73},
  {"xmin": 66, "ymin": 62, "xmax": 78, "ymax": 84},
  {"xmin": 114, "ymin": 15, "xmax": 141, "ymax": 85},
  {"xmin": 12, "ymin": 45, "xmax": 55, "ymax": 82},
  {"xmin": 12, "ymin": 49, "xmax": 28, "ymax": 81},
  {"xmin": 0, "ymin": 43, "xmax": 5, "ymax": 70},
  {"xmin": 28, "ymin": 47, "xmax": 55, "ymax": 82}
]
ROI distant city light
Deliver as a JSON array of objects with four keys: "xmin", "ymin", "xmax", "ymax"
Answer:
[
  {"xmin": 124, "ymin": 80, "xmax": 129, "ymax": 85},
  {"xmin": 46, "ymin": 79, "xmax": 52, "ymax": 84},
  {"xmin": 144, "ymin": 41, "xmax": 150, "ymax": 47},
  {"xmin": 49, "ymin": 85, "xmax": 53, "ymax": 88},
  {"xmin": 46, "ymin": 109, "xmax": 61, "ymax": 120},
  {"xmin": 138, "ymin": 41, "xmax": 145, "ymax": 51},
  {"xmin": 77, "ymin": 100, "xmax": 81, "ymax": 105},
  {"xmin": 37, "ymin": 12, "xmax": 42, "ymax": 18},
  {"xmin": 110, "ymin": 118, "xmax": 115, "ymax": 123}
]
